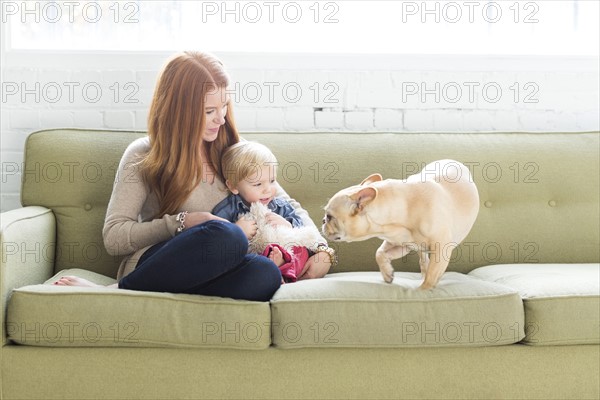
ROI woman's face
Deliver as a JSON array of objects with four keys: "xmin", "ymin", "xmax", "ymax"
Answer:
[{"xmin": 203, "ymin": 86, "xmax": 229, "ymax": 142}]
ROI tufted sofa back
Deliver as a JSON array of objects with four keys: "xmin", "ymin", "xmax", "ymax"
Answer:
[
  {"xmin": 22, "ymin": 129, "xmax": 599, "ymax": 278},
  {"xmin": 22, "ymin": 129, "xmax": 145, "ymax": 277}
]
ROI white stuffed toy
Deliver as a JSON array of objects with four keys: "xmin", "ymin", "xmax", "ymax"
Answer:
[{"xmin": 243, "ymin": 202, "xmax": 322, "ymax": 254}]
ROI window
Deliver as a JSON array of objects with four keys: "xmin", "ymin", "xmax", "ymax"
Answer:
[{"xmin": 3, "ymin": 0, "xmax": 599, "ymax": 55}]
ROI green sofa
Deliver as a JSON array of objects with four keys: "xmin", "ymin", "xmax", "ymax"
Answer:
[{"xmin": 1, "ymin": 129, "xmax": 599, "ymax": 399}]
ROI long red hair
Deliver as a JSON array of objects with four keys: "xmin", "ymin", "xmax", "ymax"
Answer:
[{"xmin": 142, "ymin": 51, "xmax": 239, "ymax": 217}]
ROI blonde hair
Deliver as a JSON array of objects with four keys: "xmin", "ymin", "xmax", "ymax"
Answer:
[
  {"xmin": 142, "ymin": 51, "xmax": 240, "ymax": 218},
  {"xmin": 221, "ymin": 141, "xmax": 278, "ymax": 188}
]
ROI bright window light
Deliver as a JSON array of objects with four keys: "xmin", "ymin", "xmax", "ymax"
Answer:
[{"xmin": 3, "ymin": 0, "xmax": 599, "ymax": 56}]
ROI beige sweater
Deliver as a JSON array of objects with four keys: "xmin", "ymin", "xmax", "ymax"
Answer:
[{"xmin": 103, "ymin": 137, "xmax": 322, "ymax": 280}]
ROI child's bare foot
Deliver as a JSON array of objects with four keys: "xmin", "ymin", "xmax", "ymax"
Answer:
[
  {"xmin": 268, "ymin": 247, "xmax": 285, "ymax": 267},
  {"xmin": 54, "ymin": 276, "xmax": 101, "ymax": 287}
]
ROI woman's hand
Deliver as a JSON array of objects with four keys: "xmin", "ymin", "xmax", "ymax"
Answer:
[
  {"xmin": 235, "ymin": 215, "xmax": 258, "ymax": 239},
  {"xmin": 266, "ymin": 212, "xmax": 292, "ymax": 228},
  {"xmin": 298, "ymin": 252, "xmax": 331, "ymax": 280},
  {"xmin": 185, "ymin": 211, "xmax": 228, "ymax": 227}
]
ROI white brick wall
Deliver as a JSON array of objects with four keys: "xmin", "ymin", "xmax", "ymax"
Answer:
[
  {"xmin": 315, "ymin": 109, "xmax": 344, "ymax": 129},
  {"xmin": 104, "ymin": 111, "xmax": 135, "ymax": 129},
  {"xmin": 1, "ymin": 52, "xmax": 599, "ymax": 212},
  {"xmin": 374, "ymin": 109, "xmax": 403, "ymax": 130},
  {"xmin": 283, "ymin": 107, "xmax": 314, "ymax": 130},
  {"xmin": 344, "ymin": 110, "xmax": 373, "ymax": 130}
]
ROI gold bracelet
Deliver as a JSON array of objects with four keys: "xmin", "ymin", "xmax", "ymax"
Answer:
[{"xmin": 316, "ymin": 244, "xmax": 338, "ymax": 268}]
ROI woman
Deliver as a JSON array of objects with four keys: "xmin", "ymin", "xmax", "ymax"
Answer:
[{"xmin": 55, "ymin": 51, "xmax": 332, "ymax": 301}]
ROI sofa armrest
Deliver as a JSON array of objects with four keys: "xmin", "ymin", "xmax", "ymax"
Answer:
[{"xmin": 1, "ymin": 206, "xmax": 56, "ymax": 345}]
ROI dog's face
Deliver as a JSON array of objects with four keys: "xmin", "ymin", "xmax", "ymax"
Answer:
[{"xmin": 322, "ymin": 174, "xmax": 382, "ymax": 242}]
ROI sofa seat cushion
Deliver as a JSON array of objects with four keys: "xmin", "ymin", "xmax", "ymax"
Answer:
[
  {"xmin": 7, "ymin": 269, "xmax": 271, "ymax": 349},
  {"xmin": 469, "ymin": 264, "xmax": 600, "ymax": 346},
  {"xmin": 270, "ymin": 271, "xmax": 524, "ymax": 349}
]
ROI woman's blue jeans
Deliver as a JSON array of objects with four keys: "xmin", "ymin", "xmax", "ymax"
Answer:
[{"xmin": 118, "ymin": 221, "xmax": 282, "ymax": 301}]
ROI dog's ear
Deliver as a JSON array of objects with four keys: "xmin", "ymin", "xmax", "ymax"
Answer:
[
  {"xmin": 350, "ymin": 187, "xmax": 377, "ymax": 215},
  {"xmin": 360, "ymin": 174, "xmax": 383, "ymax": 186}
]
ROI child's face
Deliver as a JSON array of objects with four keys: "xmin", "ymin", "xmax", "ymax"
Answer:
[{"xmin": 228, "ymin": 165, "xmax": 278, "ymax": 205}]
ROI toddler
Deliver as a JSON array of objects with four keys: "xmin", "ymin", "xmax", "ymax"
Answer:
[{"xmin": 212, "ymin": 141, "xmax": 334, "ymax": 282}]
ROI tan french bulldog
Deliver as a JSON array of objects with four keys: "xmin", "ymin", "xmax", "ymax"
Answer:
[{"xmin": 322, "ymin": 160, "xmax": 479, "ymax": 289}]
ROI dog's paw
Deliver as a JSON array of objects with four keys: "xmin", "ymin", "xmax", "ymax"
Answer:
[
  {"xmin": 418, "ymin": 281, "xmax": 435, "ymax": 290},
  {"xmin": 379, "ymin": 265, "xmax": 395, "ymax": 283}
]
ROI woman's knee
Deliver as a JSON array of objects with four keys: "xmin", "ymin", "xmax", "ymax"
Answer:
[
  {"xmin": 191, "ymin": 220, "xmax": 246, "ymax": 242},
  {"xmin": 187, "ymin": 220, "xmax": 248, "ymax": 261},
  {"xmin": 246, "ymin": 255, "xmax": 282, "ymax": 300}
]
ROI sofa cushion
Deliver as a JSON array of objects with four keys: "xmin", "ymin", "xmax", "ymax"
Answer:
[
  {"xmin": 270, "ymin": 271, "xmax": 524, "ymax": 349},
  {"xmin": 469, "ymin": 263, "xmax": 600, "ymax": 346},
  {"xmin": 7, "ymin": 269, "xmax": 271, "ymax": 349}
]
